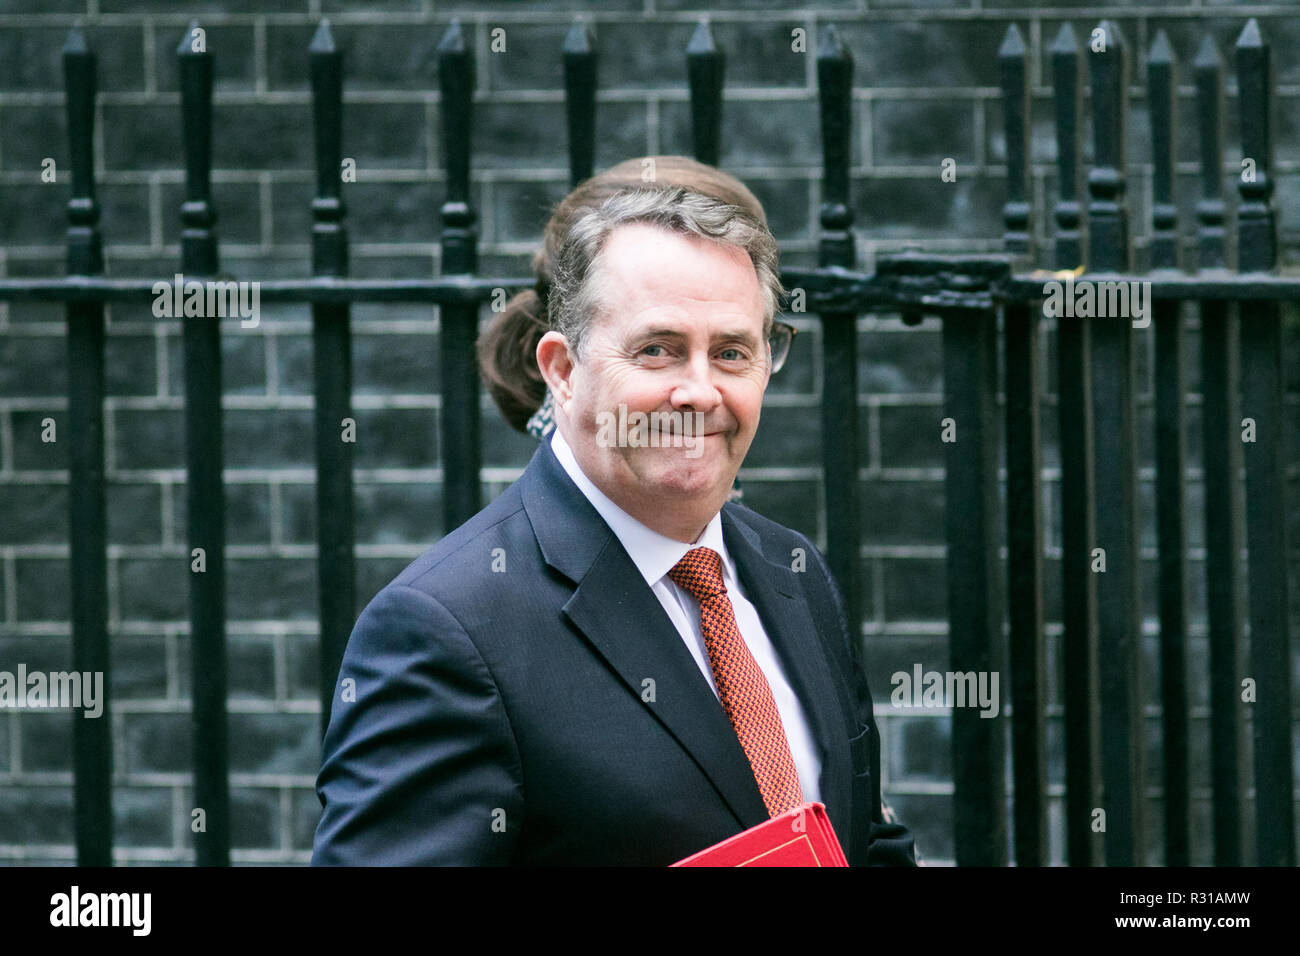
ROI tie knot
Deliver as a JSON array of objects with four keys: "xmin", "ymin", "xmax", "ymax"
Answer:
[{"xmin": 668, "ymin": 547, "xmax": 727, "ymax": 601}]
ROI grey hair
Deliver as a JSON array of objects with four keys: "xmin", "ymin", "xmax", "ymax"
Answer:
[{"xmin": 546, "ymin": 185, "xmax": 785, "ymax": 361}]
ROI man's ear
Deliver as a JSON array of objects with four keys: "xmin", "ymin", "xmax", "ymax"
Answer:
[{"xmin": 536, "ymin": 331, "xmax": 576, "ymax": 410}]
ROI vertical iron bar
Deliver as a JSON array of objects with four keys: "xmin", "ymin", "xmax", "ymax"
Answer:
[
  {"xmin": 1086, "ymin": 19, "xmax": 1144, "ymax": 866},
  {"xmin": 1052, "ymin": 21, "xmax": 1100, "ymax": 867},
  {"xmin": 178, "ymin": 20, "xmax": 229, "ymax": 866},
  {"xmin": 686, "ymin": 20, "xmax": 723, "ymax": 168},
  {"xmin": 1235, "ymin": 18, "xmax": 1294, "ymax": 868},
  {"xmin": 309, "ymin": 20, "xmax": 355, "ymax": 738},
  {"xmin": 1000, "ymin": 23, "xmax": 1046, "ymax": 867},
  {"xmin": 815, "ymin": 24, "xmax": 862, "ymax": 635},
  {"xmin": 1147, "ymin": 29, "xmax": 1191, "ymax": 867},
  {"xmin": 437, "ymin": 20, "xmax": 481, "ymax": 531},
  {"xmin": 1195, "ymin": 32, "xmax": 1246, "ymax": 866},
  {"xmin": 562, "ymin": 19, "xmax": 597, "ymax": 188},
  {"xmin": 944, "ymin": 306, "xmax": 1006, "ymax": 866},
  {"xmin": 63, "ymin": 26, "xmax": 112, "ymax": 868}
]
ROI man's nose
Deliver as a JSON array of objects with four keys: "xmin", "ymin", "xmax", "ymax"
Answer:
[{"xmin": 668, "ymin": 350, "xmax": 722, "ymax": 412}]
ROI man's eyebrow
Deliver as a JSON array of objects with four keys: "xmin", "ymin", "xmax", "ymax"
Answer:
[{"xmin": 632, "ymin": 327, "xmax": 762, "ymax": 347}]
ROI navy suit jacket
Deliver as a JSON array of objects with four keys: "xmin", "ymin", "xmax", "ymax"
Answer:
[{"xmin": 312, "ymin": 434, "xmax": 916, "ymax": 866}]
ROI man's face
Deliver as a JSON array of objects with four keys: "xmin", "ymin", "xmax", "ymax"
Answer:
[{"xmin": 542, "ymin": 222, "xmax": 770, "ymax": 539}]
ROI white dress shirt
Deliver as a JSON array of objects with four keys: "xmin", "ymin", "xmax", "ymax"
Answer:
[{"xmin": 549, "ymin": 427, "xmax": 822, "ymax": 804}]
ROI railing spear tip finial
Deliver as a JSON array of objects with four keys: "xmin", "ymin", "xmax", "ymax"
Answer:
[
  {"xmin": 177, "ymin": 20, "xmax": 205, "ymax": 56},
  {"xmin": 1194, "ymin": 33, "xmax": 1221, "ymax": 69},
  {"xmin": 1095, "ymin": 19, "xmax": 1125, "ymax": 50},
  {"xmin": 999, "ymin": 23, "xmax": 1025, "ymax": 58},
  {"xmin": 1149, "ymin": 29, "xmax": 1173, "ymax": 64},
  {"xmin": 1236, "ymin": 17, "xmax": 1264, "ymax": 50},
  {"xmin": 310, "ymin": 19, "xmax": 336, "ymax": 54},
  {"xmin": 437, "ymin": 18, "xmax": 466, "ymax": 54},
  {"xmin": 563, "ymin": 18, "xmax": 593, "ymax": 54},
  {"xmin": 816, "ymin": 23, "xmax": 849, "ymax": 63},
  {"xmin": 63, "ymin": 24, "xmax": 88, "ymax": 56},
  {"xmin": 688, "ymin": 19, "xmax": 715, "ymax": 55},
  {"xmin": 1050, "ymin": 22, "xmax": 1077, "ymax": 53}
]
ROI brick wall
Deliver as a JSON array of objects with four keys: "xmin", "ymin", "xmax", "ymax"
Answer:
[{"xmin": 0, "ymin": 0, "xmax": 1297, "ymax": 866}]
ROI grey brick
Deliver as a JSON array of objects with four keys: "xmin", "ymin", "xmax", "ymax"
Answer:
[
  {"xmin": 864, "ymin": 633, "xmax": 948, "ymax": 694},
  {"xmin": 226, "ymin": 557, "xmax": 318, "ymax": 621},
  {"xmin": 227, "ymin": 634, "xmax": 276, "ymax": 700},
  {"xmin": 0, "ymin": 105, "xmax": 68, "ymax": 177},
  {"xmin": 105, "ymin": 332, "xmax": 162, "ymax": 398},
  {"xmin": 15, "ymin": 558, "xmax": 70, "ymax": 622},
  {"xmin": 123, "ymin": 710, "xmax": 190, "ymax": 774},
  {"xmin": 439, "ymin": 0, "xmax": 639, "ymax": 10},
  {"xmin": 271, "ymin": 22, "xmax": 442, "ymax": 93},
  {"xmin": 889, "ymin": 713, "xmax": 951, "ymax": 783},
  {"xmin": 850, "ymin": 174, "xmax": 1005, "ymax": 241},
  {"xmin": 212, "ymin": 103, "xmax": 316, "ymax": 172},
  {"xmin": 740, "ymin": 402, "xmax": 820, "ymax": 467},
  {"xmin": 322, "ymin": 0, "xmax": 421, "ymax": 11},
  {"xmin": 341, "ymin": 181, "xmax": 444, "ymax": 245},
  {"xmin": 874, "ymin": 98, "xmax": 976, "ymax": 167},
  {"xmin": 489, "ymin": 178, "xmax": 569, "ymax": 246},
  {"xmin": 155, "ymin": 24, "xmax": 257, "ymax": 93},
  {"xmin": 0, "ymin": 183, "xmax": 67, "ymax": 244},
  {"xmin": 19, "ymin": 709, "xmax": 73, "ymax": 772},
  {"xmin": 0, "ymin": 785, "xmax": 73, "ymax": 846},
  {"xmin": 484, "ymin": 22, "xmax": 584, "ymax": 93},
  {"xmin": 112, "ymin": 407, "xmax": 184, "ymax": 471},
  {"xmin": 833, "ymin": 20, "xmax": 1008, "ymax": 89},
  {"xmin": 119, "ymin": 557, "xmax": 188, "ymax": 621},
  {"xmin": 291, "ymin": 785, "xmax": 321, "ymax": 851},
  {"xmin": 354, "ymin": 328, "xmax": 439, "ymax": 395},
  {"xmin": 102, "ymin": 105, "xmax": 183, "ymax": 172},
  {"xmin": 0, "ymin": 484, "xmax": 66, "ymax": 545},
  {"xmin": 284, "ymin": 631, "xmax": 319, "ymax": 703},
  {"xmin": 159, "ymin": 180, "xmax": 263, "ymax": 248},
  {"xmin": 480, "ymin": 404, "xmax": 542, "ymax": 469},
  {"xmin": 110, "ymin": 633, "xmax": 170, "ymax": 702},
  {"xmin": 107, "ymin": 483, "xmax": 164, "ymax": 547},
  {"xmin": 881, "ymin": 557, "xmax": 946, "ymax": 624},
  {"xmin": 0, "ymin": 26, "xmax": 145, "ymax": 94},
  {"xmin": 858, "ymin": 327, "xmax": 943, "ymax": 395},
  {"xmin": 231, "ymin": 786, "xmax": 280, "ymax": 850},
  {"xmin": 114, "ymin": 786, "xmax": 174, "ymax": 849},
  {"xmin": 656, "ymin": 0, "xmax": 851, "ymax": 9},
  {"xmin": 750, "ymin": 176, "xmax": 813, "ymax": 243},
  {"xmin": 223, "ymin": 407, "xmax": 314, "ymax": 469},
  {"xmin": 356, "ymin": 556, "xmax": 415, "ymax": 607},
  {"xmin": 662, "ymin": 97, "xmax": 820, "ymax": 169},
  {"xmin": 100, "ymin": 0, "xmax": 300, "ymax": 12},
  {"xmin": 729, "ymin": 478, "xmax": 819, "ymax": 544},
  {"xmin": 883, "ymin": 791, "xmax": 951, "ymax": 861},
  {"xmin": 227, "ymin": 711, "xmax": 318, "ymax": 775},
  {"xmin": 879, "ymin": 403, "xmax": 944, "ymax": 469},
  {"xmin": 348, "ymin": 406, "xmax": 439, "ymax": 469},
  {"xmin": 861, "ymin": 478, "xmax": 944, "ymax": 547}
]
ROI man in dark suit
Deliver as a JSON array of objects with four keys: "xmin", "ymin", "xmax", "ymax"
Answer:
[{"xmin": 312, "ymin": 185, "xmax": 915, "ymax": 866}]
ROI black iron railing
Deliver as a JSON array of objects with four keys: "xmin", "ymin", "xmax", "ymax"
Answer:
[{"xmin": 0, "ymin": 17, "xmax": 1293, "ymax": 868}]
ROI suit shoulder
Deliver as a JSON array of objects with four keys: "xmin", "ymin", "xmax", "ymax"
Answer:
[{"xmin": 387, "ymin": 481, "xmax": 530, "ymax": 595}]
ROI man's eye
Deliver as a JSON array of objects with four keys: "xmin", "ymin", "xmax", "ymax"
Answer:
[
  {"xmin": 640, "ymin": 344, "xmax": 670, "ymax": 358},
  {"xmin": 719, "ymin": 348, "xmax": 746, "ymax": 362}
]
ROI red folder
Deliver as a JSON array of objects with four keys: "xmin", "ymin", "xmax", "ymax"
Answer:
[{"xmin": 670, "ymin": 801, "xmax": 848, "ymax": 866}]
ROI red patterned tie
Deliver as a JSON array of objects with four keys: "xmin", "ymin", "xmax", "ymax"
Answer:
[{"xmin": 668, "ymin": 546, "xmax": 804, "ymax": 817}]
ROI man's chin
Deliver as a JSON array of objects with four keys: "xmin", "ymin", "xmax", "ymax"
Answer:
[{"xmin": 635, "ymin": 458, "xmax": 733, "ymax": 500}]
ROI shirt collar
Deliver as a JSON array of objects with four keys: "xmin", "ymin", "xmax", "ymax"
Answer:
[{"xmin": 549, "ymin": 427, "xmax": 733, "ymax": 589}]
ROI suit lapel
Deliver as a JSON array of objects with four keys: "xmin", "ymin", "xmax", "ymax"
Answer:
[
  {"xmin": 519, "ymin": 435, "xmax": 855, "ymax": 839},
  {"xmin": 720, "ymin": 507, "xmax": 855, "ymax": 845},
  {"xmin": 520, "ymin": 437, "xmax": 770, "ymax": 829}
]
